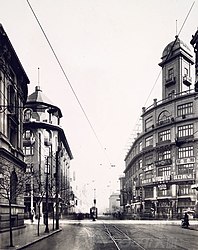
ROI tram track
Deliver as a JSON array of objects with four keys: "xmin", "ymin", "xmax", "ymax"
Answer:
[
  {"xmin": 101, "ymin": 221, "xmax": 190, "ymax": 250},
  {"xmin": 102, "ymin": 222, "xmax": 146, "ymax": 250}
]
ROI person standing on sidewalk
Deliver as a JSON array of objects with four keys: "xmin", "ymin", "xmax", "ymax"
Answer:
[{"xmin": 30, "ymin": 209, "xmax": 34, "ymax": 223}]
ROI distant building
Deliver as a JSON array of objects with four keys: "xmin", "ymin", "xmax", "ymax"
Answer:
[
  {"xmin": 0, "ymin": 24, "xmax": 30, "ymax": 230},
  {"xmin": 109, "ymin": 193, "xmax": 120, "ymax": 214},
  {"xmin": 122, "ymin": 34, "xmax": 198, "ymax": 219},
  {"xmin": 23, "ymin": 86, "xmax": 73, "ymax": 220},
  {"xmin": 119, "ymin": 176, "xmax": 126, "ymax": 212}
]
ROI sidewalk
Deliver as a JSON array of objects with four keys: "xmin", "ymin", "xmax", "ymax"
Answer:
[{"xmin": 0, "ymin": 220, "xmax": 62, "ymax": 250}]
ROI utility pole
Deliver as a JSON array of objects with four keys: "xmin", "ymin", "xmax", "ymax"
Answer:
[
  {"xmin": 30, "ymin": 164, "xmax": 34, "ymax": 218},
  {"xmin": 44, "ymin": 156, "xmax": 49, "ymax": 233},
  {"xmin": 55, "ymin": 149, "xmax": 60, "ymax": 229}
]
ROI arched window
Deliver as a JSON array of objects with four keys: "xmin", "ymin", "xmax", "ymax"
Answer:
[
  {"xmin": 23, "ymin": 109, "xmax": 32, "ymax": 122},
  {"xmin": 10, "ymin": 170, "xmax": 18, "ymax": 204},
  {"xmin": 7, "ymin": 84, "xmax": 15, "ymax": 113},
  {"xmin": 44, "ymin": 129, "xmax": 52, "ymax": 146},
  {"xmin": 158, "ymin": 110, "xmax": 171, "ymax": 124}
]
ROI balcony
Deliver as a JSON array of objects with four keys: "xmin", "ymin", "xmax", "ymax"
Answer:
[
  {"xmin": 183, "ymin": 75, "xmax": 192, "ymax": 87},
  {"xmin": 23, "ymin": 136, "xmax": 35, "ymax": 146},
  {"xmin": 165, "ymin": 76, "xmax": 176, "ymax": 87}
]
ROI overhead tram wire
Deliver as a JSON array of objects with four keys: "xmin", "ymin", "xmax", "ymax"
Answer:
[
  {"xmin": 26, "ymin": 0, "xmax": 112, "ymax": 167},
  {"xmin": 125, "ymin": 1, "xmax": 195, "ymax": 155}
]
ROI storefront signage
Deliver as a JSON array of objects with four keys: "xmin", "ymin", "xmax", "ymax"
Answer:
[
  {"xmin": 176, "ymin": 157, "xmax": 195, "ymax": 165},
  {"xmin": 142, "ymin": 178, "xmax": 152, "ymax": 184},
  {"xmin": 155, "ymin": 159, "xmax": 172, "ymax": 167},
  {"xmin": 173, "ymin": 174, "xmax": 194, "ymax": 180},
  {"xmin": 153, "ymin": 175, "xmax": 171, "ymax": 182},
  {"xmin": 158, "ymin": 184, "xmax": 167, "ymax": 190}
]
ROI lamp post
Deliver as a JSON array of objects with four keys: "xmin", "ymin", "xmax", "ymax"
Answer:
[{"xmin": 44, "ymin": 156, "xmax": 49, "ymax": 233}]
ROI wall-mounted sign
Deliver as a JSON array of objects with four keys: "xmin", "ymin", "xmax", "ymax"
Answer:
[{"xmin": 176, "ymin": 157, "xmax": 195, "ymax": 165}]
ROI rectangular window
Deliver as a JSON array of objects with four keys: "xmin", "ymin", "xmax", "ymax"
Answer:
[
  {"xmin": 168, "ymin": 68, "xmax": 174, "ymax": 80},
  {"xmin": 145, "ymin": 170, "xmax": 153, "ymax": 179},
  {"xmin": 145, "ymin": 135, "xmax": 153, "ymax": 147},
  {"xmin": 139, "ymin": 141, "xmax": 142, "ymax": 152},
  {"xmin": 138, "ymin": 159, "xmax": 142, "ymax": 169},
  {"xmin": 23, "ymin": 130, "xmax": 31, "ymax": 140},
  {"xmin": 178, "ymin": 146, "xmax": 193, "ymax": 159},
  {"xmin": 145, "ymin": 116, "xmax": 153, "ymax": 130},
  {"xmin": 23, "ymin": 146, "xmax": 34, "ymax": 156},
  {"xmin": 25, "ymin": 184, "xmax": 31, "ymax": 193},
  {"xmin": 158, "ymin": 187, "xmax": 171, "ymax": 197},
  {"xmin": 178, "ymin": 185, "xmax": 190, "ymax": 195},
  {"xmin": 158, "ymin": 150, "xmax": 171, "ymax": 160},
  {"xmin": 26, "ymin": 164, "xmax": 33, "ymax": 173},
  {"xmin": 184, "ymin": 67, "xmax": 188, "ymax": 76},
  {"xmin": 177, "ymin": 102, "xmax": 193, "ymax": 116},
  {"xmin": 178, "ymin": 124, "xmax": 193, "ymax": 137},
  {"xmin": 145, "ymin": 187, "xmax": 153, "ymax": 198},
  {"xmin": 145, "ymin": 155, "xmax": 153, "ymax": 165},
  {"xmin": 158, "ymin": 129, "xmax": 171, "ymax": 142},
  {"xmin": 178, "ymin": 163, "xmax": 194, "ymax": 175},
  {"xmin": 158, "ymin": 166, "xmax": 171, "ymax": 177}
]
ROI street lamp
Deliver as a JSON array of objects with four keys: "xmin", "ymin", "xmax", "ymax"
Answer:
[{"xmin": 44, "ymin": 156, "xmax": 49, "ymax": 233}]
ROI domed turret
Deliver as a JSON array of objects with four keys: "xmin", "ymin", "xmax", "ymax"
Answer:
[
  {"xmin": 26, "ymin": 86, "xmax": 62, "ymax": 118},
  {"xmin": 160, "ymin": 37, "xmax": 193, "ymax": 65},
  {"xmin": 159, "ymin": 37, "xmax": 194, "ymax": 100}
]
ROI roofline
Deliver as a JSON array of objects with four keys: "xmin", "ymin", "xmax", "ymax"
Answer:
[
  {"xmin": 0, "ymin": 23, "xmax": 30, "ymax": 85},
  {"xmin": 24, "ymin": 121, "xmax": 73, "ymax": 159}
]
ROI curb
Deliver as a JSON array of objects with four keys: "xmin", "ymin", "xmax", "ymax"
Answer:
[{"xmin": 16, "ymin": 228, "xmax": 62, "ymax": 250}]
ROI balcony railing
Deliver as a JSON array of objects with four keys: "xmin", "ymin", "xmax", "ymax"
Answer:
[
  {"xmin": 165, "ymin": 76, "xmax": 176, "ymax": 86},
  {"xmin": 183, "ymin": 75, "xmax": 192, "ymax": 86}
]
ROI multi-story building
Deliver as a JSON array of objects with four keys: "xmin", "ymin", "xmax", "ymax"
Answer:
[
  {"xmin": 109, "ymin": 193, "xmax": 120, "ymax": 214},
  {"xmin": 23, "ymin": 85, "xmax": 73, "ymax": 221},
  {"xmin": 0, "ymin": 24, "xmax": 30, "ymax": 230},
  {"xmin": 122, "ymin": 34, "xmax": 198, "ymax": 219}
]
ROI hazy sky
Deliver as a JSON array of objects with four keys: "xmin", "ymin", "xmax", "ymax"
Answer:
[{"xmin": 1, "ymin": 0, "xmax": 198, "ymax": 212}]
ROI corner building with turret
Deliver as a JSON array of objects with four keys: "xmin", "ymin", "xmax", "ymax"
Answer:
[
  {"xmin": 23, "ymin": 86, "xmax": 73, "ymax": 220},
  {"xmin": 123, "ymin": 36, "xmax": 198, "ymax": 219}
]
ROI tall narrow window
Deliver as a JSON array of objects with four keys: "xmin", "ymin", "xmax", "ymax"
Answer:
[
  {"xmin": 168, "ymin": 68, "xmax": 174, "ymax": 80},
  {"xmin": 177, "ymin": 102, "xmax": 193, "ymax": 116},
  {"xmin": 158, "ymin": 129, "xmax": 171, "ymax": 142},
  {"xmin": 178, "ymin": 146, "xmax": 193, "ymax": 159},
  {"xmin": 24, "ymin": 109, "xmax": 32, "ymax": 121},
  {"xmin": 23, "ymin": 146, "xmax": 34, "ymax": 155},
  {"xmin": 145, "ymin": 135, "xmax": 153, "ymax": 147},
  {"xmin": 184, "ymin": 67, "xmax": 188, "ymax": 76},
  {"xmin": 158, "ymin": 150, "xmax": 171, "ymax": 160},
  {"xmin": 145, "ymin": 116, "xmax": 153, "ymax": 131},
  {"xmin": 10, "ymin": 170, "xmax": 18, "ymax": 204},
  {"xmin": 158, "ymin": 166, "xmax": 171, "ymax": 177},
  {"xmin": 177, "ymin": 124, "xmax": 193, "ymax": 137},
  {"xmin": 139, "ymin": 141, "xmax": 142, "ymax": 152},
  {"xmin": 178, "ymin": 164, "xmax": 194, "ymax": 175},
  {"xmin": 7, "ymin": 85, "xmax": 15, "ymax": 113}
]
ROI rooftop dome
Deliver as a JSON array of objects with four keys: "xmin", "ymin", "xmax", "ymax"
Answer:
[
  {"xmin": 27, "ymin": 86, "xmax": 53, "ymax": 104},
  {"xmin": 27, "ymin": 86, "xmax": 62, "ymax": 117},
  {"xmin": 162, "ymin": 37, "xmax": 192, "ymax": 59}
]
